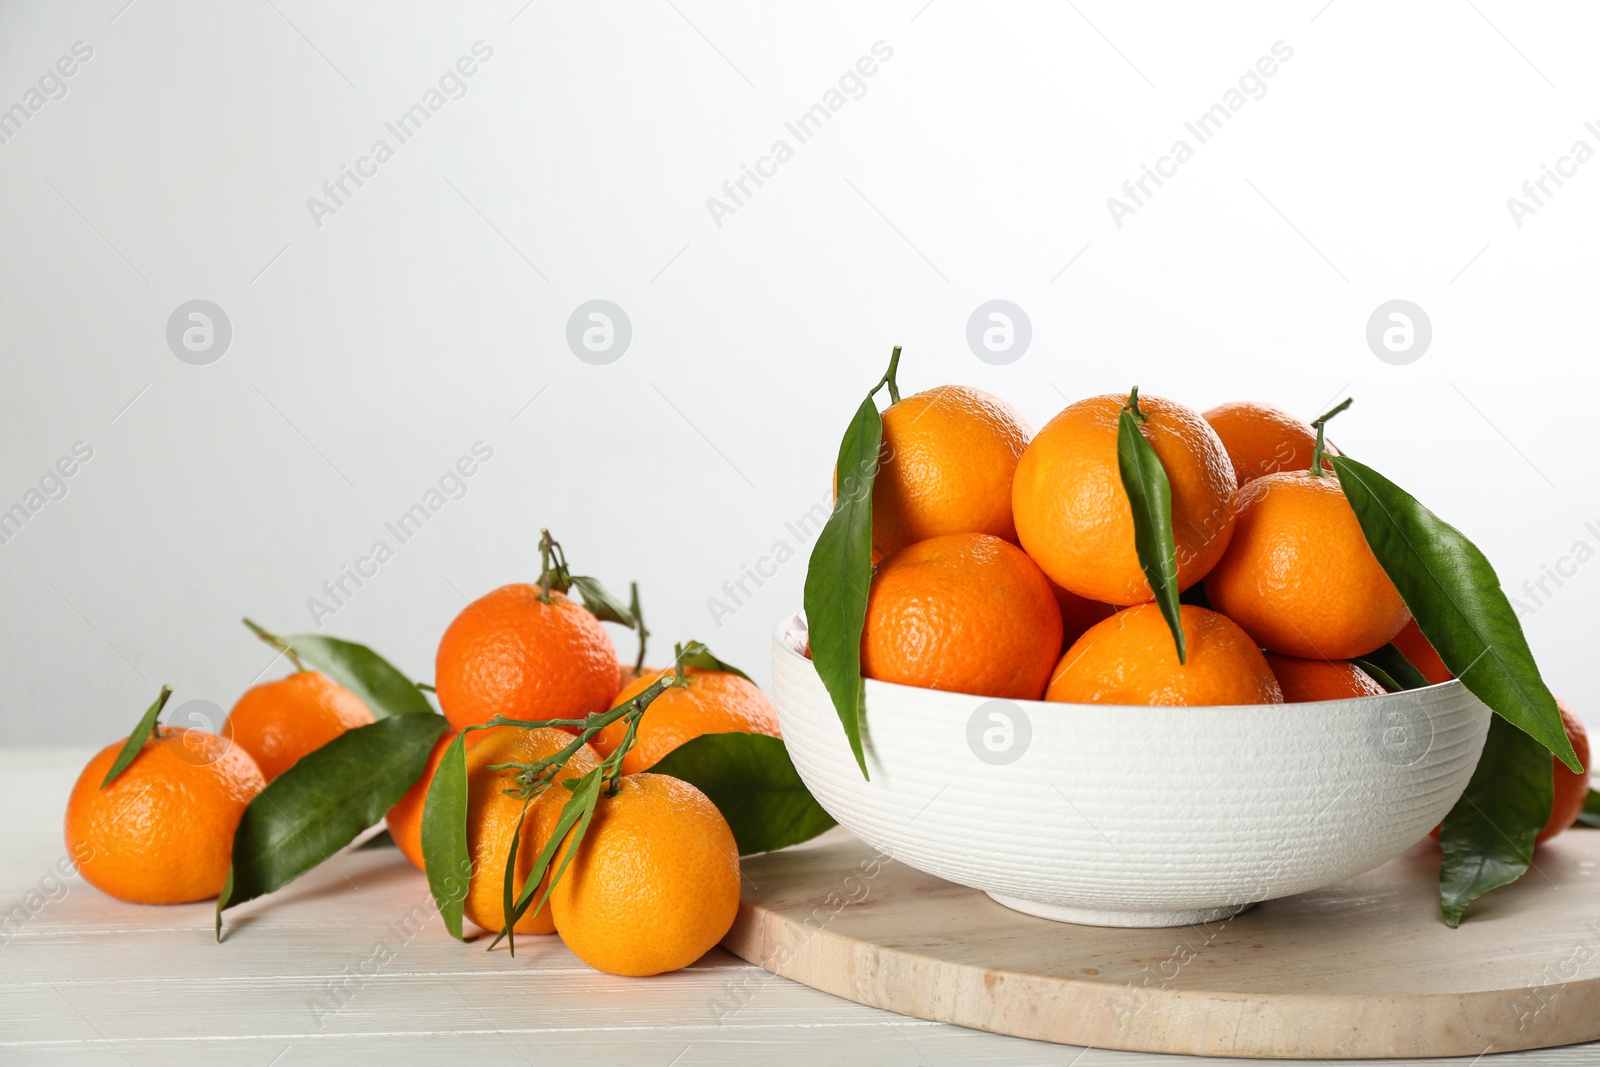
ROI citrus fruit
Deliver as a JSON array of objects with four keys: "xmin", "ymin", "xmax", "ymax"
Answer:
[
  {"xmin": 435, "ymin": 584, "xmax": 618, "ymax": 731},
  {"xmin": 1204, "ymin": 470, "xmax": 1410, "ymax": 659},
  {"xmin": 593, "ymin": 666, "xmax": 780, "ymax": 775},
  {"xmin": 385, "ymin": 728, "xmax": 461, "ymax": 869},
  {"xmin": 64, "ymin": 727, "xmax": 266, "ymax": 904},
  {"xmin": 615, "ymin": 663, "xmax": 656, "ymax": 699},
  {"xmin": 1046, "ymin": 604, "xmax": 1283, "ymax": 706},
  {"xmin": 545, "ymin": 772, "xmax": 739, "ymax": 976},
  {"xmin": 864, "ymin": 385, "xmax": 1030, "ymax": 559},
  {"xmin": 1391, "ymin": 619, "xmax": 1452, "ymax": 685},
  {"xmin": 861, "ymin": 532, "xmax": 1062, "ymax": 700},
  {"xmin": 461, "ymin": 726, "xmax": 600, "ymax": 936},
  {"xmin": 1051, "ymin": 582, "xmax": 1116, "ymax": 652},
  {"xmin": 1202, "ymin": 401, "xmax": 1339, "ymax": 485},
  {"xmin": 1012, "ymin": 392, "xmax": 1237, "ymax": 605},
  {"xmin": 223, "ymin": 670, "xmax": 374, "ymax": 782},
  {"xmin": 1264, "ymin": 653, "xmax": 1386, "ymax": 703},
  {"xmin": 1541, "ymin": 699, "xmax": 1591, "ymax": 844}
]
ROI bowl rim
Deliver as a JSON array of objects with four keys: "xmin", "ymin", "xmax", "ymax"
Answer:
[{"xmin": 772, "ymin": 610, "xmax": 1461, "ymax": 713}]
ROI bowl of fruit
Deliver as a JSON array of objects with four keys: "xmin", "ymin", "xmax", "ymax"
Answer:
[
  {"xmin": 779, "ymin": 352, "xmax": 1585, "ymax": 928},
  {"xmin": 773, "ymin": 608, "xmax": 1490, "ymax": 927}
]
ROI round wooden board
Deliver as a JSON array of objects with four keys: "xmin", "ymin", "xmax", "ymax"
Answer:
[{"xmin": 721, "ymin": 827, "xmax": 1600, "ymax": 1059}]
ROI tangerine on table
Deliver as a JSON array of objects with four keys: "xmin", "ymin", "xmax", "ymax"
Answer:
[
  {"xmin": 861, "ymin": 532, "xmax": 1062, "ymax": 701},
  {"xmin": 1204, "ymin": 469, "xmax": 1410, "ymax": 660},
  {"xmin": 1541, "ymin": 699, "xmax": 1591, "ymax": 844},
  {"xmin": 223, "ymin": 670, "xmax": 374, "ymax": 782},
  {"xmin": 460, "ymin": 726, "xmax": 600, "ymax": 936},
  {"xmin": 593, "ymin": 666, "xmax": 780, "ymax": 775},
  {"xmin": 435, "ymin": 584, "xmax": 618, "ymax": 731},
  {"xmin": 1046, "ymin": 604, "xmax": 1283, "ymax": 707},
  {"xmin": 544, "ymin": 772, "xmax": 739, "ymax": 977},
  {"xmin": 1264, "ymin": 653, "xmax": 1386, "ymax": 703},
  {"xmin": 64, "ymin": 727, "xmax": 266, "ymax": 904},
  {"xmin": 1202, "ymin": 401, "xmax": 1339, "ymax": 486},
  {"xmin": 1012, "ymin": 392, "xmax": 1237, "ymax": 606},
  {"xmin": 864, "ymin": 384, "xmax": 1031, "ymax": 560}
]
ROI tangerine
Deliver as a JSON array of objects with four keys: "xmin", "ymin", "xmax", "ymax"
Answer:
[
  {"xmin": 1013, "ymin": 392, "xmax": 1237, "ymax": 605},
  {"xmin": 436, "ymin": 584, "xmax": 617, "ymax": 731},
  {"xmin": 223, "ymin": 670, "xmax": 373, "ymax": 782},
  {"xmin": 593, "ymin": 667, "xmax": 779, "ymax": 775},
  {"xmin": 1046, "ymin": 604, "xmax": 1283, "ymax": 706},
  {"xmin": 64, "ymin": 727, "xmax": 266, "ymax": 904},
  {"xmin": 1204, "ymin": 470, "xmax": 1410, "ymax": 659},
  {"xmin": 861, "ymin": 533, "xmax": 1062, "ymax": 700},
  {"xmin": 865, "ymin": 385, "xmax": 1030, "ymax": 559},
  {"xmin": 545, "ymin": 773, "xmax": 739, "ymax": 976}
]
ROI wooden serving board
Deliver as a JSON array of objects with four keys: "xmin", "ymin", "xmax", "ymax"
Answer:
[{"xmin": 721, "ymin": 828, "xmax": 1600, "ymax": 1059}]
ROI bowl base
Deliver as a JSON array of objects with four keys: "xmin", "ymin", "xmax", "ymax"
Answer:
[{"xmin": 985, "ymin": 891, "xmax": 1257, "ymax": 929}]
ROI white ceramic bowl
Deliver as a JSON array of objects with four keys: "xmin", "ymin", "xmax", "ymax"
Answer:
[{"xmin": 772, "ymin": 612, "xmax": 1492, "ymax": 928}]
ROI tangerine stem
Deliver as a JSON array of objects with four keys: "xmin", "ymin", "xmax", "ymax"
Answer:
[
  {"xmin": 1125, "ymin": 385, "xmax": 1146, "ymax": 423},
  {"xmin": 872, "ymin": 345, "xmax": 903, "ymax": 405},
  {"xmin": 1310, "ymin": 397, "xmax": 1352, "ymax": 477},
  {"xmin": 242, "ymin": 617, "xmax": 306, "ymax": 673},
  {"xmin": 630, "ymin": 581, "xmax": 649, "ymax": 673}
]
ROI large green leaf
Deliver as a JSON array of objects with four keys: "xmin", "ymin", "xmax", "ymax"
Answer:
[
  {"xmin": 101, "ymin": 686, "xmax": 172, "ymax": 789},
  {"xmin": 804, "ymin": 393, "xmax": 882, "ymax": 779},
  {"xmin": 652, "ymin": 732, "xmax": 837, "ymax": 855},
  {"xmin": 281, "ymin": 633, "xmax": 436, "ymax": 719},
  {"xmin": 217, "ymin": 713, "xmax": 448, "ymax": 938},
  {"xmin": 1331, "ymin": 455, "xmax": 1578, "ymax": 771},
  {"xmin": 1116, "ymin": 394, "xmax": 1185, "ymax": 663},
  {"xmin": 1439, "ymin": 714, "xmax": 1552, "ymax": 926},
  {"xmin": 420, "ymin": 730, "xmax": 472, "ymax": 941}
]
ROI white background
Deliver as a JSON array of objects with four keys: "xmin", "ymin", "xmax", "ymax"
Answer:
[{"xmin": 2, "ymin": 0, "xmax": 1596, "ymax": 744}]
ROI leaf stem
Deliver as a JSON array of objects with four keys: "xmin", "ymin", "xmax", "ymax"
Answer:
[
  {"xmin": 1125, "ymin": 385, "xmax": 1147, "ymax": 423},
  {"xmin": 242, "ymin": 617, "xmax": 306, "ymax": 673},
  {"xmin": 870, "ymin": 345, "xmax": 903, "ymax": 405},
  {"xmin": 1310, "ymin": 397, "xmax": 1352, "ymax": 477},
  {"xmin": 630, "ymin": 582, "xmax": 648, "ymax": 672},
  {"xmin": 535, "ymin": 528, "xmax": 573, "ymax": 601}
]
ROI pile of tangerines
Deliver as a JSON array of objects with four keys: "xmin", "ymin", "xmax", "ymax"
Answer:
[
  {"xmin": 855, "ymin": 384, "xmax": 1590, "ymax": 843},
  {"xmin": 64, "ymin": 567, "xmax": 781, "ymax": 977}
]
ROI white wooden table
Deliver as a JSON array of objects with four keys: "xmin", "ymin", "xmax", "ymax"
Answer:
[{"xmin": 3, "ymin": 748, "xmax": 1594, "ymax": 1066}]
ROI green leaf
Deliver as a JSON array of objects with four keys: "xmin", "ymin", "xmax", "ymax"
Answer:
[
  {"xmin": 492, "ymin": 767, "xmax": 603, "ymax": 949},
  {"xmin": 1352, "ymin": 643, "xmax": 1430, "ymax": 693},
  {"xmin": 217, "ymin": 713, "xmax": 448, "ymax": 936},
  {"xmin": 652, "ymin": 732, "xmax": 837, "ymax": 856},
  {"xmin": 1576, "ymin": 788, "xmax": 1600, "ymax": 830},
  {"xmin": 1330, "ymin": 455, "xmax": 1579, "ymax": 772},
  {"xmin": 421, "ymin": 730, "xmax": 472, "ymax": 941},
  {"xmin": 500, "ymin": 797, "xmax": 531, "ymax": 957},
  {"xmin": 803, "ymin": 393, "xmax": 882, "ymax": 780},
  {"xmin": 101, "ymin": 685, "xmax": 173, "ymax": 789},
  {"xmin": 570, "ymin": 575, "xmax": 636, "ymax": 627},
  {"xmin": 675, "ymin": 639, "xmax": 754, "ymax": 683},
  {"xmin": 1439, "ymin": 715, "xmax": 1552, "ymax": 926},
  {"xmin": 280, "ymin": 634, "xmax": 435, "ymax": 719},
  {"xmin": 1116, "ymin": 396, "xmax": 1185, "ymax": 663}
]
